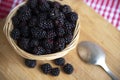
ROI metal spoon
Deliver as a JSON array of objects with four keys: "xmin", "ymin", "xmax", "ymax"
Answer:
[{"xmin": 77, "ymin": 41, "xmax": 118, "ymax": 80}]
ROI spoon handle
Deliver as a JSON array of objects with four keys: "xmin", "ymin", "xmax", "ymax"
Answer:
[{"xmin": 100, "ymin": 62, "xmax": 118, "ymax": 80}]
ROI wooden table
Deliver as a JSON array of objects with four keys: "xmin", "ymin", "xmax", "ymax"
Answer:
[{"xmin": 0, "ymin": 0, "xmax": 120, "ymax": 80}]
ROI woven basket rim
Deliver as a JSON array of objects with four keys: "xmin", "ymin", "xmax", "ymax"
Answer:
[{"xmin": 3, "ymin": 1, "xmax": 80, "ymax": 60}]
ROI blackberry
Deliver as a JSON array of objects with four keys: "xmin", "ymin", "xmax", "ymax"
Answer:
[
  {"xmin": 64, "ymin": 21, "xmax": 75, "ymax": 30},
  {"xmin": 45, "ymin": 49, "xmax": 52, "ymax": 54},
  {"xmin": 56, "ymin": 27, "xmax": 65, "ymax": 37},
  {"xmin": 60, "ymin": 5, "xmax": 71, "ymax": 14},
  {"xmin": 31, "ymin": 27, "xmax": 46, "ymax": 39},
  {"xmin": 63, "ymin": 63, "xmax": 74, "ymax": 74},
  {"xmin": 59, "ymin": 12, "xmax": 65, "ymax": 19},
  {"xmin": 39, "ymin": 2, "xmax": 50, "ymax": 12},
  {"xmin": 33, "ymin": 46, "xmax": 45, "ymax": 55},
  {"xmin": 49, "ymin": 8, "xmax": 59, "ymax": 20},
  {"xmin": 10, "ymin": 28, "xmax": 20, "ymax": 40},
  {"xmin": 54, "ymin": 38, "xmax": 65, "ymax": 52},
  {"xmin": 29, "ymin": 39, "xmax": 39, "ymax": 48},
  {"xmin": 54, "ymin": 17, "xmax": 64, "ymax": 27},
  {"xmin": 67, "ymin": 12, "xmax": 78, "ymax": 23},
  {"xmin": 38, "ymin": 0, "xmax": 47, "ymax": 4},
  {"xmin": 27, "ymin": 0, "xmax": 38, "ymax": 9},
  {"xmin": 38, "ymin": 20, "xmax": 53, "ymax": 29},
  {"xmin": 64, "ymin": 34, "xmax": 73, "ymax": 44},
  {"xmin": 46, "ymin": 30, "xmax": 56, "ymax": 39},
  {"xmin": 12, "ymin": 15, "xmax": 20, "ymax": 27},
  {"xmin": 43, "ymin": 39, "xmax": 54, "ymax": 49},
  {"xmin": 50, "ymin": 68, "xmax": 60, "ymax": 76},
  {"xmin": 40, "ymin": 63, "xmax": 52, "ymax": 74},
  {"xmin": 32, "ymin": 8, "xmax": 40, "ymax": 16},
  {"xmin": 54, "ymin": 58, "xmax": 65, "ymax": 66},
  {"xmin": 18, "ymin": 38, "xmax": 30, "ymax": 51},
  {"xmin": 49, "ymin": 1, "xmax": 61, "ymax": 9},
  {"xmin": 18, "ymin": 5, "xmax": 31, "ymax": 21},
  {"xmin": 29, "ymin": 16, "xmax": 37, "ymax": 27},
  {"xmin": 38, "ymin": 13, "xmax": 48, "ymax": 20},
  {"xmin": 20, "ymin": 26, "xmax": 29, "ymax": 37},
  {"xmin": 25, "ymin": 59, "xmax": 36, "ymax": 68}
]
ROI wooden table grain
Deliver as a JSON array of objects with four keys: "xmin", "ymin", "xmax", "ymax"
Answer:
[{"xmin": 0, "ymin": 0, "xmax": 120, "ymax": 80}]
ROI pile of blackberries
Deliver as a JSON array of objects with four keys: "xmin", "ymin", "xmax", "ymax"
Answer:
[
  {"xmin": 11, "ymin": 0, "xmax": 78, "ymax": 55},
  {"xmin": 25, "ymin": 57, "xmax": 74, "ymax": 76}
]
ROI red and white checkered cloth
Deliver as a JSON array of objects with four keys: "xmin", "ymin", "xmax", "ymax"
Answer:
[
  {"xmin": 0, "ymin": 0, "xmax": 120, "ymax": 30},
  {"xmin": 84, "ymin": 0, "xmax": 120, "ymax": 30}
]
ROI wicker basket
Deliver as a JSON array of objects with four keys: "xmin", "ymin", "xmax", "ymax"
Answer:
[{"xmin": 3, "ymin": 1, "xmax": 80, "ymax": 60}]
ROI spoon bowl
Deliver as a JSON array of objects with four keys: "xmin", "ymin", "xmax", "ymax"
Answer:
[{"xmin": 78, "ymin": 41, "xmax": 118, "ymax": 80}]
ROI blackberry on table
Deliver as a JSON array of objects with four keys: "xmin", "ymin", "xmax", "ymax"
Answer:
[
  {"xmin": 64, "ymin": 20, "xmax": 75, "ymax": 30},
  {"xmin": 67, "ymin": 12, "xmax": 78, "ymax": 23},
  {"xmin": 40, "ymin": 63, "xmax": 52, "ymax": 74},
  {"xmin": 59, "ymin": 12, "xmax": 65, "ymax": 19},
  {"xmin": 33, "ymin": 46, "xmax": 45, "ymax": 55},
  {"xmin": 56, "ymin": 27, "xmax": 65, "ymax": 37},
  {"xmin": 31, "ymin": 27, "xmax": 46, "ymax": 39},
  {"xmin": 18, "ymin": 38, "xmax": 30, "ymax": 51},
  {"xmin": 18, "ymin": 5, "xmax": 31, "ymax": 21},
  {"xmin": 25, "ymin": 59, "xmax": 36, "ymax": 68},
  {"xmin": 54, "ymin": 58, "xmax": 65, "ymax": 66},
  {"xmin": 29, "ymin": 39, "xmax": 39, "ymax": 48},
  {"xmin": 63, "ymin": 63, "xmax": 74, "ymax": 74},
  {"xmin": 10, "ymin": 28, "xmax": 20, "ymax": 40},
  {"xmin": 27, "ymin": 0, "xmax": 38, "ymax": 9},
  {"xmin": 50, "ymin": 68, "xmax": 60, "ymax": 76},
  {"xmin": 49, "ymin": 8, "xmax": 59, "ymax": 20},
  {"xmin": 60, "ymin": 5, "xmax": 71, "ymax": 14}
]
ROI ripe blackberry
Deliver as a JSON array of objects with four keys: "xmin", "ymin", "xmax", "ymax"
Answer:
[
  {"xmin": 40, "ymin": 63, "xmax": 52, "ymax": 74},
  {"xmin": 18, "ymin": 5, "xmax": 31, "ymax": 21},
  {"xmin": 49, "ymin": 1, "xmax": 61, "ymax": 9},
  {"xmin": 46, "ymin": 30, "xmax": 56, "ymax": 39},
  {"xmin": 56, "ymin": 27, "xmax": 65, "ymax": 37},
  {"xmin": 64, "ymin": 21, "xmax": 75, "ymax": 30},
  {"xmin": 49, "ymin": 8, "xmax": 59, "ymax": 20},
  {"xmin": 12, "ymin": 15, "xmax": 20, "ymax": 27},
  {"xmin": 54, "ymin": 38, "xmax": 65, "ymax": 52},
  {"xmin": 54, "ymin": 58, "xmax": 65, "ymax": 66},
  {"xmin": 10, "ymin": 28, "xmax": 20, "ymax": 40},
  {"xmin": 63, "ymin": 63, "xmax": 74, "ymax": 74},
  {"xmin": 18, "ymin": 38, "xmax": 30, "ymax": 51},
  {"xmin": 32, "ymin": 8, "xmax": 40, "ymax": 16},
  {"xmin": 39, "ymin": 2, "xmax": 50, "ymax": 12},
  {"xmin": 38, "ymin": 0, "xmax": 47, "ymax": 4},
  {"xmin": 59, "ymin": 12, "xmax": 65, "ymax": 19},
  {"xmin": 29, "ymin": 39, "xmax": 39, "ymax": 48},
  {"xmin": 38, "ymin": 13, "xmax": 48, "ymax": 20},
  {"xmin": 45, "ymin": 49, "xmax": 52, "ymax": 54},
  {"xmin": 20, "ymin": 26, "xmax": 29, "ymax": 37},
  {"xmin": 29, "ymin": 16, "xmax": 37, "ymax": 27},
  {"xmin": 27, "ymin": 0, "xmax": 38, "ymax": 9},
  {"xmin": 33, "ymin": 46, "xmax": 45, "ymax": 55},
  {"xmin": 50, "ymin": 68, "xmax": 60, "ymax": 76},
  {"xmin": 67, "ymin": 12, "xmax": 78, "ymax": 23},
  {"xmin": 64, "ymin": 34, "xmax": 73, "ymax": 44},
  {"xmin": 60, "ymin": 5, "xmax": 71, "ymax": 14},
  {"xmin": 43, "ymin": 39, "xmax": 54, "ymax": 49},
  {"xmin": 54, "ymin": 17, "xmax": 64, "ymax": 27},
  {"xmin": 38, "ymin": 20, "xmax": 54, "ymax": 29},
  {"xmin": 31, "ymin": 27, "xmax": 46, "ymax": 39},
  {"xmin": 25, "ymin": 59, "xmax": 36, "ymax": 68}
]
